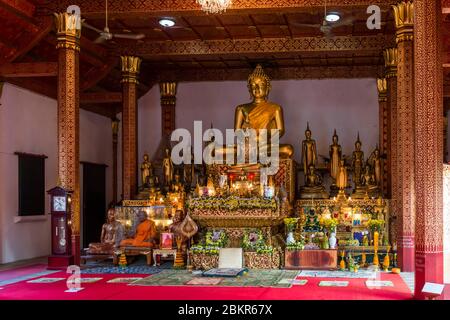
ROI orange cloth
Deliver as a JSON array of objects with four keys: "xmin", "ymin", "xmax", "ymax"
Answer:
[{"xmin": 120, "ymin": 219, "xmax": 156, "ymax": 247}]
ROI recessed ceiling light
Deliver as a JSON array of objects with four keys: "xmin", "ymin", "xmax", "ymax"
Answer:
[
  {"xmin": 325, "ymin": 13, "xmax": 340, "ymax": 23},
  {"xmin": 159, "ymin": 19, "xmax": 175, "ymax": 27}
]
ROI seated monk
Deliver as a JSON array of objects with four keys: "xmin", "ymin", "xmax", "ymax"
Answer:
[
  {"xmin": 88, "ymin": 208, "xmax": 124, "ymax": 254},
  {"xmin": 120, "ymin": 211, "xmax": 157, "ymax": 248}
]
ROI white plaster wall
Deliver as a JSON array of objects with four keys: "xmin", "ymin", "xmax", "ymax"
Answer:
[
  {"xmin": 138, "ymin": 79, "xmax": 379, "ymax": 165},
  {"xmin": 0, "ymin": 83, "xmax": 113, "ymax": 264}
]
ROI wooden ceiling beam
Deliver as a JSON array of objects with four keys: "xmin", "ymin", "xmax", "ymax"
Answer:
[
  {"xmin": 117, "ymin": 35, "xmax": 393, "ymax": 58},
  {"xmin": 5, "ymin": 16, "xmax": 53, "ymax": 63},
  {"xmin": 80, "ymin": 92, "xmax": 122, "ymax": 104},
  {"xmin": 41, "ymin": 0, "xmax": 394, "ymax": 18},
  {"xmin": 81, "ymin": 58, "xmax": 118, "ymax": 91},
  {"xmin": 0, "ymin": 62, "xmax": 57, "ymax": 77},
  {"xmin": 4, "ymin": 77, "xmax": 55, "ymax": 98},
  {"xmin": 0, "ymin": 0, "xmax": 35, "ymax": 19}
]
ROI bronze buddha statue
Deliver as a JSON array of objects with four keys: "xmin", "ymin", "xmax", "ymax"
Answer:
[
  {"xmin": 300, "ymin": 164, "xmax": 329, "ymax": 199},
  {"xmin": 88, "ymin": 209, "xmax": 124, "ymax": 254}
]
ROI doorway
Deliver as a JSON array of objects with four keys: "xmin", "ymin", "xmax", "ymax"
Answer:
[{"xmin": 82, "ymin": 162, "xmax": 107, "ymax": 249}]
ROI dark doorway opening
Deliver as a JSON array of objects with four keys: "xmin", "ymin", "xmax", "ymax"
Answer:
[{"xmin": 82, "ymin": 162, "xmax": 107, "ymax": 249}]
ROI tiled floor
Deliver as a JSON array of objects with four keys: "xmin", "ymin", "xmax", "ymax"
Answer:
[{"xmin": 400, "ymin": 272, "xmax": 414, "ymax": 293}]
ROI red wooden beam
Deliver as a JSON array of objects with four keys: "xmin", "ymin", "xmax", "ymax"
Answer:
[
  {"xmin": 0, "ymin": 62, "xmax": 57, "ymax": 77},
  {"xmin": 80, "ymin": 91, "xmax": 122, "ymax": 104},
  {"xmin": 81, "ymin": 58, "xmax": 118, "ymax": 91},
  {"xmin": 5, "ymin": 16, "xmax": 53, "ymax": 63},
  {"xmin": 0, "ymin": 0, "xmax": 35, "ymax": 18}
]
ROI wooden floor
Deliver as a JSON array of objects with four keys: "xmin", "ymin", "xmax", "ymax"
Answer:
[{"xmin": 0, "ymin": 256, "xmax": 47, "ymax": 272}]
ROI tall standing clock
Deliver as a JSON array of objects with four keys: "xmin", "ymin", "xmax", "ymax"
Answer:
[{"xmin": 47, "ymin": 186, "xmax": 74, "ymax": 269}]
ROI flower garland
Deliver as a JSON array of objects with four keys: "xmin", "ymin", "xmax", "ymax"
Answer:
[
  {"xmin": 283, "ymin": 218, "xmax": 299, "ymax": 232},
  {"xmin": 367, "ymin": 219, "xmax": 384, "ymax": 232},
  {"xmin": 319, "ymin": 217, "xmax": 339, "ymax": 232},
  {"xmin": 190, "ymin": 245, "xmax": 220, "ymax": 255},
  {"xmin": 286, "ymin": 242, "xmax": 305, "ymax": 251},
  {"xmin": 187, "ymin": 196, "xmax": 278, "ymax": 212},
  {"xmin": 242, "ymin": 229, "xmax": 266, "ymax": 252},
  {"xmin": 205, "ymin": 230, "xmax": 228, "ymax": 248}
]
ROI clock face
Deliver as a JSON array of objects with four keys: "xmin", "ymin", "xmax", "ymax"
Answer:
[{"xmin": 53, "ymin": 196, "xmax": 66, "ymax": 212}]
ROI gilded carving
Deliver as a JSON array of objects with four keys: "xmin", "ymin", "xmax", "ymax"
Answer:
[
  {"xmin": 53, "ymin": 12, "xmax": 81, "ymax": 51},
  {"xmin": 120, "ymin": 56, "xmax": 142, "ymax": 84},
  {"xmin": 392, "ymin": 1, "xmax": 414, "ymax": 43},
  {"xmin": 160, "ymin": 82, "xmax": 177, "ymax": 136}
]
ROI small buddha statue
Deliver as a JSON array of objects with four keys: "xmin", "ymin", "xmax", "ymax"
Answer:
[
  {"xmin": 217, "ymin": 64, "xmax": 294, "ymax": 160},
  {"xmin": 162, "ymin": 148, "xmax": 174, "ymax": 187},
  {"xmin": 329, "ymin": 129, "xmax": 342, "ymax": 185},
  {"xmin": 368, "ymin": 146, "xmax": 382, "ymax": 188},
  {"xmin": 172, "ymin": 172, "xmax": 183, "ymax": 192},
  {"xmin": 140, "ymin": 154, "xmax": 152, "ymax": 188},
  {"xmin": 301, "ymin": 122, "xmax": 318, "ymax": 175},
  {"xmin": 88, "ymin": 208, "xmax": 124, "ymax": 254},
  {"xmin": 336, "ymin": 159, "xmax": 348, "ymax": 200},
  {"xmin": 300, "ymin": 164, "xmax": 328, "ymax": 199},
  {"xmin": 352, "ymin": 133, "xmax": 365, "ymax": 188},
  {"xmin": 120, "ymin": 211, "xmax": 157, "ymax": 248},
  {"xmin": 183, "ymin": 148, "xmax": 195, "ymax": 189}
]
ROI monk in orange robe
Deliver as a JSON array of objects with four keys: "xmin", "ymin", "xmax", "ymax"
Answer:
[{"xmin": 120, "ymin": 211, "xmax": 157, "ymax": 247}]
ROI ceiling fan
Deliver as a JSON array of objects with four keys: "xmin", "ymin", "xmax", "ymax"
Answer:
[
  {"xmin": 290, "ymin": 0, "xmax": 354, "ymax": 37},
  {"xmin": 82, "ymin": 0, "xmax": 145, "ymax": 43}
]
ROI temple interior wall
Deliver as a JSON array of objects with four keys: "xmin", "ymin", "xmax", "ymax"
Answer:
[
  {"xmin": 138, "ymin": 79, "xmax": 381, "ymax": 182},
  {"xmin": 0, "ymin": 83, "xmax": 113, "ymax": 264}
]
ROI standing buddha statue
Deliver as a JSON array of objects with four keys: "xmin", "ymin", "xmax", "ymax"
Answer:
[
  {"xmin": 162, "ymin": 147, "xmax": 174, "ymax": 187},
  {"xmin": 301, "ymin": 122, "xmax": 318, "ymax": 175},
  {"xmin": 140, "ymin": 153, "xmax": 152, "ymax": 188},
  {"xmin": 352, "ymin": 133, "xmax": 365, "ymax": 188},
  {"xmin": 329, "ymin": 129, "xmax": 342, "ymax": 186},
  {"xmin": 368, "ymin": 146, "xmax": 382, "ymax": 188}
]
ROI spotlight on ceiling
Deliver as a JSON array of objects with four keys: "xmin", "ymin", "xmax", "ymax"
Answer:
[
  {"xmin": 325, "ymin": 13, "xmax": 340, "ymax": 23},
  {"xmin": 159, "ymin": 19, "xmax": 175, "ymax": 27}
]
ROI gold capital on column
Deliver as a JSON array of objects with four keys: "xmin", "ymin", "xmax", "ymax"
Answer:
[
  {"xmin": 121, "ymin": 56, "xmax": 142, "ymax": 84},
  {"xmin": 377, "ymin": 78, "xmax": 388, "ymax": 102},
  {"xmin": 160, "ymin": 82, "xmax": 178, "ymax": 98},
  {"xmin": 392, "ymin": 1, "xmax": 414, "ymax": 43},
  {"xmin": 383, "ymin": 48, "xmax": 398, "ymax": 78},
  {"xmin": 54, "ymin": 12, "xmax": 81, "ymax": 51}
]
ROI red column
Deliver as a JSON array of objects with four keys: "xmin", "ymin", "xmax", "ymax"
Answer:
[
  {"xmin": 414, "ymin": 0, "xmax": 444, "ymax": 298},
  {"xmin": 121, "ymin": 56, "xmax": 141, "ymax": 200},
  {"xmin": 392, "ymin": 1, "xmax": 415, "ymax": 272},
  {"xmin": 55, "ymin": 12, "xmax": 81, "ymax": 266}
]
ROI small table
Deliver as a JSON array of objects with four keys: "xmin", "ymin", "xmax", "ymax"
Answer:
[
  {"xmin": 153, "ymin": 248, "xmax": 177, "ymax": 266},
  {"xmin": 115, "ymin": 247, "xmax": 153, "ymax": 265}
]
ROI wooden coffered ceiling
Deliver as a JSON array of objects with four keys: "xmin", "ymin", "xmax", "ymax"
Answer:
[{"xmin": 1, "ymin": 0, "xmax": 450, "ymax": 117}]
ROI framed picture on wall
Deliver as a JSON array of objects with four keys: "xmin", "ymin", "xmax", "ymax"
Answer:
[{"xmin": 160, "ymin": 232, "xmax": 174, "ymax": 249}]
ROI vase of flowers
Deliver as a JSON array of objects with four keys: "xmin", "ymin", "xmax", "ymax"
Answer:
[{"xmin": 284, "ymin": 218, "xmax": 298, "ymax": 245}]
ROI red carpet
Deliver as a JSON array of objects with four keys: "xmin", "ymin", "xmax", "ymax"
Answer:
[{"xmin": 0, "ymin": 271, "xmax": 413, "ymax": 300}]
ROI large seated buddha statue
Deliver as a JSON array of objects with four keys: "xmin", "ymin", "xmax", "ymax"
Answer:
[{"xmin": 217, "ymin": 65, "xmax": 294, "ymax": 161}]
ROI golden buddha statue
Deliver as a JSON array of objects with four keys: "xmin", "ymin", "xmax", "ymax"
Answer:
[
  {"xmin": 162, "ymin": 147, "xmax": 174, "ymax": 187},
  {"xmin": 329, "ymin": 129, "xmax": 342, "ymax": 184},
  {"xmin": 368, "ymin": 146, "xmax": 382, "ymax": 188},
  {"xmin": 140, "ymin": 154, "xmax": 152, "ymax": 187},
  {"xmin": 88, "ymin": 209, "xmax": 124, "ymax": 254},
  {"xmin": 352, "ymin": 134, "xmax": 364, "ymax": 188},
  {"xmin": 300, "ymin": 164, "xmax": 328, "ymax": 199},
  {"xmin": 336, "ymin": 159, "xmax": 348, "ymax": 190},
  {"xmin": 120, "ymin": 211, "xmax": 157, "ymax": 248},
  {"xmin": 301, "ymin": 123, "xmax": 318, "ymax": 175},
  {"xmin": 218, "ymin": 65, "xmax": 293, "ymax": 160}
]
